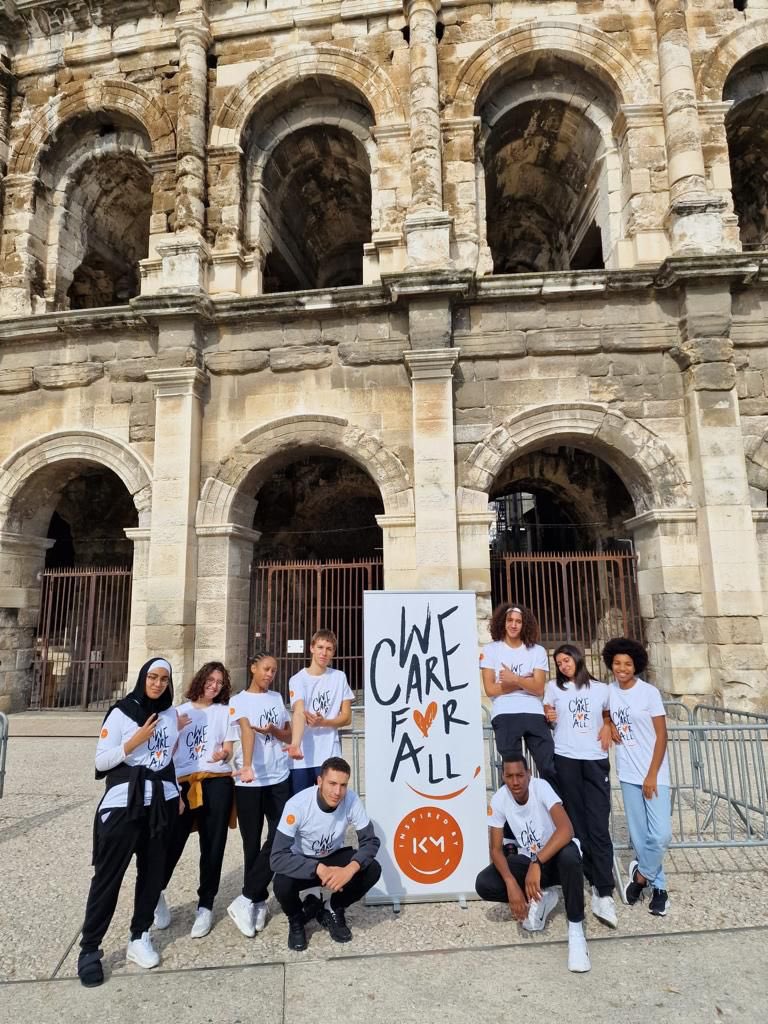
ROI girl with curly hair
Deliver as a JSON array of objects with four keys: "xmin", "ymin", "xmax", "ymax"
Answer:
[
  {"xmin": 603, "ymin": 637, "xmax": 671, "ymax": 917},
  {"xmin": 479, "ymin": 602, "xmax": 558, "ymax": 789},
  {"xmin": 154, "ymin": 660, "xmax": 234, "ymax": 939}
]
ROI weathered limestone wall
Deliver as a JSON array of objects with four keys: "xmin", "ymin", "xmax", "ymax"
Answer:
[{"xmin": 1, "ymin": 1, "xmax": 768, "ymax": 710}]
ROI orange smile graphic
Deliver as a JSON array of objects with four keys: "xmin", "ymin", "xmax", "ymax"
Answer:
[{"xmin": 407, "ymin": 765, "xmax": 481, "ymax": 801}]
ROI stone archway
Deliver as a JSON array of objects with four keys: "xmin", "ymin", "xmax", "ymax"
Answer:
[{"xmin": 697, "ymin": 18, "xmax": 768, "ymax": 102}]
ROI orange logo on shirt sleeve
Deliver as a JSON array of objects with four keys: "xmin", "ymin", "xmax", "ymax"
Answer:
[
  {"xmin": 286, "ymin": 814, "xmax": 296, "ymax": 825},
  {"xmin": 100, "ymin": 728, "xmax": 108, "ymax": 738},
  {"xmin": 289, "ymin": 690, "xmax": 294, "ymax": 699},
  {"xmin": 229, "ymin": 707, "xmax": 235, "ymax": 715},
  {"xmin": 487, "ymin": 805, "xmax": 493, "ymax": 816},
  {"xmin": 479, "ymin": 653, "xmax": 484, "ymax": 662}
]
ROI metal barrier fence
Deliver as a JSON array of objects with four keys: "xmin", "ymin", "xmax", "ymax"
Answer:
[
  {"xmin": 692, "ymin": 703, "xmax": 768, "ymax": 726},
  {"xmin": 0, "ymin": 712, "xmax": 8, "ymax": 799}
]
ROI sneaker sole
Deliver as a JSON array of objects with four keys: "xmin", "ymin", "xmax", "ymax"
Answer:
[
  {"xmin": 190, "ymin": 924, "xmax": 212, "ymax": 938},
  {"xmin": 593, "ymin": 911, "xmax": 618, "ymax": 929},
  {"xmin": 320, "ymin": 917, "xmax": 352, "ymax": 943},
  {"xmin": 649, "ymin": 903, "xmax": 669, "ymax": 917},
  {"xmin": 126, "ymin": 953, "xmax": 159, "ymax": 969},
  {"xmin": 227, "ymin": 907, "xmax": 255, "ymax": 938},
  {"xmin": 568, "ymin": 959, "xmax": 592, "ymax": 974}
]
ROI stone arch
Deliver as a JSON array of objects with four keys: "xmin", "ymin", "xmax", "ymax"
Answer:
[
  {"xmin": 197, "ymin": 415, "xmax": 413, "ymax": 529},
  {"xmin": 447, "ymin": 21, "xmax": 654, "ymax": 116},
  {"xmin": 697, "ymin": 19, "xmax": 768, "ymax": 101},
  {"xmin": 210, "ymin": 46, "xmax": 406, "ymax": 146},
  {"xmin": 9, "ymin": 79, "xmax": 175, "ymax": 176},
  {"xmin": 0, "ymin": 430, "xmax": 153, "ymax": 532},
  {"xmin": 460, "ymin": 403, "xmax": 690, "ymax": 514},
  {"xmin": 745, "ymin": 432, "xmax": 768, "ymax": 499}
]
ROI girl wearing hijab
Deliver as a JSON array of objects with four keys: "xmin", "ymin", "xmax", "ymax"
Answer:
[{"xmin": 77, "ymin": 658, "xmax": 187, "ymax": 988}]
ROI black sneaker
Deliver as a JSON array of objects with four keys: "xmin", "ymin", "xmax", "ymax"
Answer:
[
  {"xmin": 301, "ymin": 893, "xmax": 323, "ymax": 924},
  {"xmin": 287, "ymin": 915, "xmax": 307, "ymax": 951},
  {"xmin": 77, "ymin": 950, "xmax": 104, "ymax": 988},
  {"xmin": 320, "ymin": 905, "xmax": 353, "ymax": 943},
  {"xmin": 649, "ymin": 888, "xmax": 669, "ymax": 916},
  {"xmin": 623, "ymin": 860, "xmax": 646, "ymax": 906}
]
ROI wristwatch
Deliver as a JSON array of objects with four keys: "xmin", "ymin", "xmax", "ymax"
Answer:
[{"xmin": 529, "ymin": 852, "xmax": 538, "ymax": 863}]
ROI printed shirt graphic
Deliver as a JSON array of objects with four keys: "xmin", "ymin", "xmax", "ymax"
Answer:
[
  {"xmin": 96, "ymin": 706, "xmax": 179, "ymax": 811},
  {"xmin": 544, "ymin": 679, "xmax": 610, "ymax": 761},
  {"xmin": 288, "ymin": 668, "xmax": 354, "ymax": 767},
  {"xmin": 277, "ymin": 785, "xmax": 369, "ymax": 859},
  {"xmin": 609, "ymin": 679, "xmax": 670, "ymax": 787},
  {"xmin": 227, "ymin": 690, "xmax": 290, "ymax": 786},
  {"xmin": 489, "ymin": 778, "xmax": 560, "ymax": 860},
  {"xmin": 173, "ymin": 702, "xmax": 232, "ymax": 777},
  {"xmin": 479, "ymin": 641, "xmax": 549, "ymax": 717}
]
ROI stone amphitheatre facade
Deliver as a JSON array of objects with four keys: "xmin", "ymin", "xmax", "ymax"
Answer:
[{"xmin": 1, "ymin": 0, "xmax": 768, "ymax": 711}]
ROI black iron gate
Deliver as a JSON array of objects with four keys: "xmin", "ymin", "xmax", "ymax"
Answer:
[
  {"xmin": 491, "ymin": 551, "xmax": 642, "ymax": 679},
  {"xmin": 30, "ymin": 567, "xmax": 133, "ymax": 710},
  {"xmin": 248, "ymin": 558, "xmax": 384, "ymax": 695}
]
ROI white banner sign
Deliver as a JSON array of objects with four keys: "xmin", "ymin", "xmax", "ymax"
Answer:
[{"xmin": 363, "ymin": 591, "xmax": 488, "ymax": 903}]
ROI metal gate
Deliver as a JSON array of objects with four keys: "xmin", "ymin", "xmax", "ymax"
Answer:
[
  {"xmin": 491, "ymin": 551, "xmax": 642, "ymax": 678},
  {"xmin": 30, "ymin": 567, "xmax": 133, "ymax": 710},
  {"xmin": 249, "ymin": 558, "xmax": 384, "ymax": 695}
]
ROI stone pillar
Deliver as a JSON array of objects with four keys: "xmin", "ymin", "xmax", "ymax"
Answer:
[
  {"xmin": 456, "ymin": 487, "xmax": 494, "ymax": 629},
  {"xmin": 0, "ymin": 36, "xmax": 12, "ymax": 188},
  {"xmin": 675, "ymin": 282, "xmax": 767, "ymax": 704},
  {"xmin": 124, "ymin": 527, "xmax": 150, "ymax": 685},
  {"xmin": 652, "ymin": 0, "xmax": 725, "ymax": 253},
  {"xmin": 404, "ymin": 348, "xmax": 460, "ymax": 589},
  {"xmin": 443, "ymin": 117, "xmax": 486, "ymax": 273},
  {"xmin": 699, "ymin": 101, "xmax": 741, "ymax": 252},
  {"xmin": 613, "ymin": 105, "xmax": 670, "ymax": 267},
  {"xmin": 144, "ymin": 367, "xmax": 206, "ymax": 688},
  {"xmin": 376, "ymin": 514, "xmax": 418, "ymax": 590},
  {"xmin": 0, "ymin": 532, "xmax": 53, "ymax": 712},
  {"xmin": 0, "ymin": 174, "xmax": 43, "ymax": 316},
  {"xmin": 403, "ymin": 0, "xmax": 452, "ymax": 267},
  {"xmin": 195, "ymin": 525, "xmax": 260, "ymax": 678}
]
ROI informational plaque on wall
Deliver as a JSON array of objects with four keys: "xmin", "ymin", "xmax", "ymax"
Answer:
[{"xmin": 363, "ymin": 591, "xmax": 488, "ymax": 904}]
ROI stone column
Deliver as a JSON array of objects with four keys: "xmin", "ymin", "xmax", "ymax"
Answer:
[
  {"xmin": 195, "ymin": 524, "xmax": 261, "ymax": 677},
  {"xmin": 144, "ymin": 367, "xmax": 206, "ymax": 688},
  {"xmin": 376, "ymin": 514, "xmax": 418, "ymax": 590},
  {"xmin": 0, "ymin": 36, "xmax": 12, "ymax": 187},
  {"xmin": 0, "ymin": 174, "xmax": 43, "ymax": 316},
  {"xmin": 124, "ymin": 527, "xmax": 150, "ymax": 684},
  {"xmin": 613, "ymin": 105, "xmax": 670, "ymax": 267},
  {"xmin": 675, "ymin": 282, "xmax": 767, "ymax": 704},
  {"xmin": 652, "ymin": 0, "xmax": 726, "ymax": 253},
  {"xmin": 404, "ymin": 348, "xmax": 460, "ymax": 589},
  {"xmin": 403, "ymin": 0, "xmax": 452, "ymax": 267},
  {"xmin": 699, "ymin": 101, "xmax": 741, "ymax": 252},
  {"xmin": 0, "ymin": 532, "xmax": 53, "ymax": 712},
  {"xmin": 157, "ymin": 5, "xmax": 211, "ymax": 292}
]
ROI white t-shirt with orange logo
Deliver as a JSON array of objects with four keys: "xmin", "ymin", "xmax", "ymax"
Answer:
[
  {"xmin": 277, "ymin": 785, "xmax": 369, "ymax": 859},
  {"xmin": 288, "ymin": 668, "xmax": 354, "ymax": 767},
  {"xmin": 544, "ymin": 680, "xmax": 610, "ymax": 761},
  {"xmin": 174, "ymin": 701, "xmax": 232, "ymax": 777},
  {"xmin": 489, "ymin": 778, "xmax": 561, "ymax": 860},
  {"xmin": 227, "ymin": 689, "xmax": 291, "ymax": 787},
  {"xmin": 95, "ymin": 707, "xmax": 179, "ymax": 811},
  {"xmin": 479, "ymin": 641, "xmax": 549, "ymax": 718},
  {"xmin": 609, "ymin": 679, "xmax": 670, "ymax": 787}
]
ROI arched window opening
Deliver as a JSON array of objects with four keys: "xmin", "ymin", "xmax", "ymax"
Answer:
[{"xmin": 725, "ymin": 52, "xmax": 768, "ymax": 248}]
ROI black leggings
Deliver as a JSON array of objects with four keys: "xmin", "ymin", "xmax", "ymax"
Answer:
[
  {"xmin": 492, "ymin": 713, "xmax": 558, "ymax": 791},
  {"xmin": 235, "ymin": 779, "xmax": 292, "ymax": 904},
  {"xmin": 475, "ymin": 841, "xmax": 585, "ymax": 923},
  {"xmin": 554, "ymin": 754, "xmax": 614, "ymax": 895},
  {"xmin": 273, "ymin": 847, "xmax": 382, "ymax": 917},
  {"xmin": 80, "ymin": 799, "xmax": 178, "ymax": 954},
  {"xmin": 163, "ymin": 776, "xmax": 234, "ymax": 909}
]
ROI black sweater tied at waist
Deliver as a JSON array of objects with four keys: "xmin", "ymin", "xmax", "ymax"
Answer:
[{"xmin": 92, "ymin": 761, "xmax": 177, "ymax": 864}]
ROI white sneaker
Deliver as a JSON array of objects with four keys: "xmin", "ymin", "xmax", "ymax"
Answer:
[
  {"xmin": 253, "ymin": 901, "xmax": 268, "ymax": 933},
  {"xmin": 568, "ymin": 931, "xmax": 591, "ymax": 973},
  {"xmin": 522, "ymin": 888, "xmax": 559, "ymax": 932},
  {"xmin": 591, "ymin": 888, "xmax": 618, "ymax": 929},
  {"xmin": 153, "ymin": 891, "xmax": 170, "ymax": 930},
  {"xmin": 227, "ymin": 895, "xmax": 256, "ymax": 938},
  {"xmin": 190, "ymin": 907, "xmax": 213, "ymax": 939},
  {"xmin": 126, "ymin": 932, "xmax": 160, "ymax": 969}
]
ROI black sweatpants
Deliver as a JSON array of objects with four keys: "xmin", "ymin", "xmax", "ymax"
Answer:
[
  {"xmin": 235, "ymin": 778, "xmax": 291, "ymax": 904},
  {"xmin": 554, "ymin": 754, "xmax": 614, "ymax": 896},
  {"xmin": 80, "ymin": 799, "xmax": 178, "ymax": 954},
  {"xmin": 273, "ymin": 847, "xmax": 382, "ymax": 917},
  {"xmin": 163, "ymin": 776, "xmax": 234, "ymax": 909},
  {"xmin": 475, "ymin": 841, "xmax": 585, "ymax": 923},
  {"xmin": 492, "ymin": 712, "xmax": 559, "ymax": 791}
]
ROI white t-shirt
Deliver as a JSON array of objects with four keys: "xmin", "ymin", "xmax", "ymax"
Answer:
[
  {"xmin": 479, "ymin": 641, "xmax": 549, "ymax": 717},
  {"xmin": 489, "ymin": 778, "xmax": 561, "ymax": 860},
  {"xmin": 609, "ymin": 678, "xmax": 670, "ymax": 787},
  {"xmin": 288, "ymin": 668, "xmax": 354, "ymax": 767},
  {"xmin": 174, "ymin": 701, "xmax": 232, "ymax": 777},
  {"xmin": 95, "ymin": 706, "xmax": 179, "ymax": 811},
  {"xmin": 544, "ymin": 679, "xmax": 610, "ymax": 761},
  {"xmin": 227, "ymin": 689, "xmax": 291, "ymax": 787},
  {"xmin": 277, "ymin": 785, "xmax": 369, "ymax": 859}
]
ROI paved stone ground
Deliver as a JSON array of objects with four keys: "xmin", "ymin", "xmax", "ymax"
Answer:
[{"xmin": 2, "ymin": 713, "xmax": 767, "ymax": 1023}]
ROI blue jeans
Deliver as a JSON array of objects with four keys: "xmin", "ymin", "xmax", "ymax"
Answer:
[
  {"xmin": 620, "ymin": 781, "xmax": 672, "ymax": 889},
  {"xmin": 290, "ymin": 766, "xmax": 320, "ymax": 795}
]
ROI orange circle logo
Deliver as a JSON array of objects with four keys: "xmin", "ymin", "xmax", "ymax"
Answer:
[
  {"xmin": 289, "ymin": 690, "xmax": 294, "ymax": 698},
  {"xmin": 286, "ymin": 814, "xmax": 296, "ymax": 825},
  {"xmin": 229, "ymin": 707, "xmax": 235, "ymax": 715},
  {"xmin": 394, "ymin": 806, "xmax": 463, "ymax": 885},
  {"xmin": 100, "ymin": 728, "xmax": 108, "ymax": 738}
]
